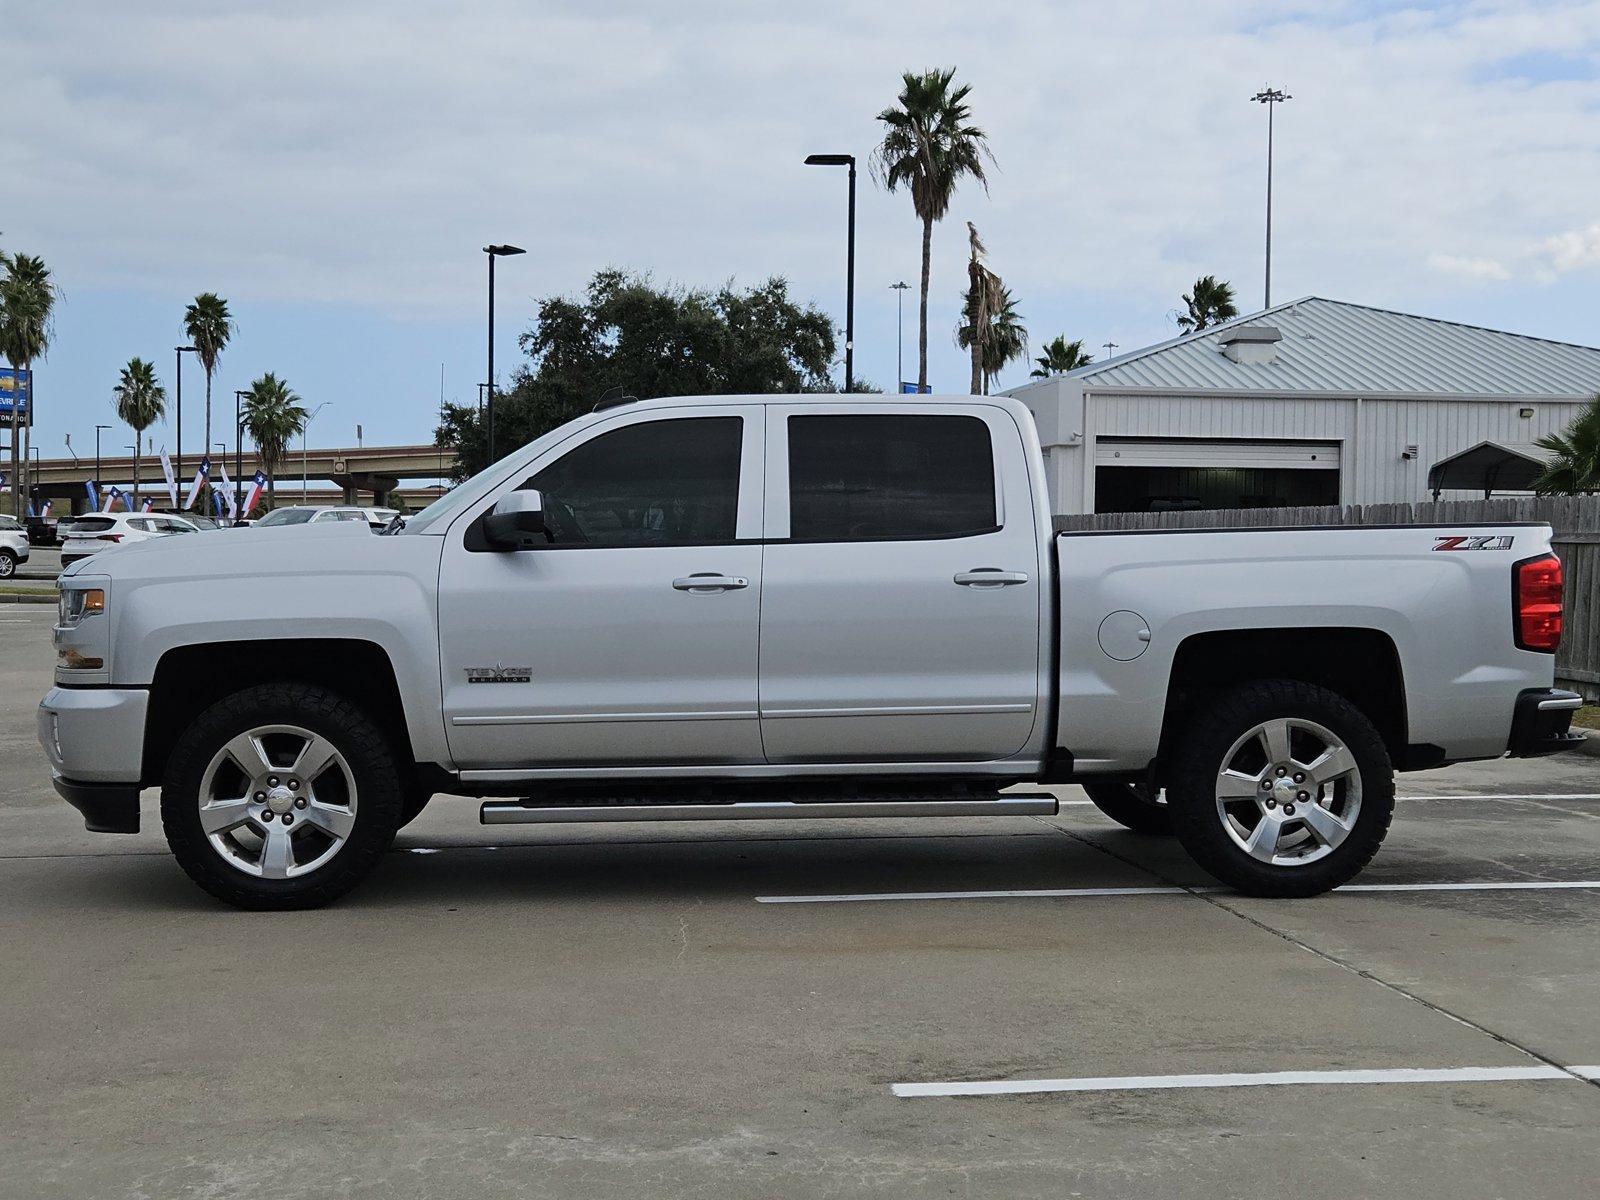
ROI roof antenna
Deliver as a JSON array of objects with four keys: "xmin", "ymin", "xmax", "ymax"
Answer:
[{"xmin": 592, "ymin": 386, "xmax": 639, "ymax": 412}]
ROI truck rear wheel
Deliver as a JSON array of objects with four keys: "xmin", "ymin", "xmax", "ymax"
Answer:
[
  {"xmin": 1082, "ymin": 782, "xmax": 1172, "ymax": 834},
  {"xmin": 1166, "ymin": 679, "xmax": 1394, "ymax": 898},
  {"xmin": 160, "ymin": 683, "xmax": 404, "ymax": 909}
]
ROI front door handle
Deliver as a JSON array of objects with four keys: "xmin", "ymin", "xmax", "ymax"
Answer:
[
  {"xmin": 954, "ymin": 569, "xmax": 1029, "ymax": 588},
  {"xmin": 673, "ymin": 573, "xmax": 750, "ymax": 593}
]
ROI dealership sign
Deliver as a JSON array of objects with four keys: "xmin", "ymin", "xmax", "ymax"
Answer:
[{"xmin": 0, "ymin": 368, "xmax": 30, "ymax": 419}]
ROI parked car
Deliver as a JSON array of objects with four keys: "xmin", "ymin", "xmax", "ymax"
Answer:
[
  {"xmin": 40, "ymin": 393, "xmax": 1581, "ymax": 909},
  {"xmin": 23, "ymin": 515, "xmax": 58, "ymax": 547},
  {"xmin": 58, "ymin": 512, "xmax": 202, "ymax": 568},
  {"xmin": 364, "ymin": 507, "xmax": 401, "ymax": 530},
  {"xmin": 253, "ymin": 505, "xmax": 375, "ymax": 529},
  {"xmin": 0, "ymin": 514, "xmax": 29, "ymax": 578}
]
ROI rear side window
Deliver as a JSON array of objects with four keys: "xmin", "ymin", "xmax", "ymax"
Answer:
[
  {"xmin": 71, "ymin": 517, "xmax": 116, "ymax": 534},
  {"xmin": 526, "ymin": 416, "xmax": 743, "ymax": 547},
  {"xmin": 787, "ymin": 414, "xmax": 996, "ymax": 541}
]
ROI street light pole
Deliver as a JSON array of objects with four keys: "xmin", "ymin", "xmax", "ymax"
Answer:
[
  {"xmin": 174, "ymin": 345, "xmax": 196, "ymax": 486},
  {"xmin": 1103, "ymin": 341, "xmax": 1118, "ymax": 361},
  {"xmin": 1251, "ymin": 86, "xmax": 1292, "ymax": 309},
  {"xmin": 234, "ymin": 389, "xmax": 248, "ymax": 519},
  {"xmin": 303, "ymin": 401, "xmax": 331, "ymax": 503},
  {"xmin": 890, "ymin": 282, "xmax": 909, "ymax": 392},
  {"xmin": 482, "ymin": 244, "xmax": 526, "ymax": 465},
  {"xmin": 94, "ymin": 424, "xmax": 111, "ymax": 500},
  {"xmin": 804, "ymin": 154, "xmax": 857, "ymax": 392}
]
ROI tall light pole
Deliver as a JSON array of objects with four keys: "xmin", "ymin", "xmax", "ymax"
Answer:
[
  {"xmin": 234, "ymin": 389, "xmax": 248, "ymax": 519},
  {"xmin": 483, "ymin": 244, "xmax": 525, "ymax": 464},
  {"xmin": 805, "ymin": 154, "xmax": 856, "ymax": 393},
  {"xmin": 890, "ymin": 281, "xmax": 909, "ymax": 392},
  {"xmin": 1103, "ymin": 341, "xmax": 1118, "ymax": 361},
  {"xmin": 303, "ymin": 401, "xmax": 331, "ymax": 502},
  {"xmin": 1251, "ymin": 86, "xmax": 1291, "ymax": 309},
  {"xmin": 174, "ymin": 345, "xmax": 197, "ymax": 485},
  {"xmin": 94, "ymin": 424, "xmax": 111, "ymax": 496}
]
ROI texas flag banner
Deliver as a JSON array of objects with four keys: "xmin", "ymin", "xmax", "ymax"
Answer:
[
  {"xmin": 241, "ymin": 470, "xmax": 266, "ymax": 516},
  {"xmin": 217, "ymin": 458, "xmax": 238, "ymax": 521},
  {"xmin": 140, "ymin": 497, "xmax": 154, "ymax": 513},
  {"xmin": 183, "ymin": 455, "xmax": 210, "ymax": 511},
  {"xmin": 158, "ymin": 445, "xmax": 178, "ymax": 508},
  {"xmin": 85, "ymin": 479, "xmax": 99, "ymax": 510},
  {"xmin": 101, "ymin": 485, "xmax": 124, "ymax": 513},
  {"xmin": 38, "ymin": 499, "xmax": 52, "ymax": 519}
]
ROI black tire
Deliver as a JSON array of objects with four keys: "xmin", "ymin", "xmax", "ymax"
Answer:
[
  {"xmin": 398, "ymin": 784, "xmax": 433, "ymax": 830},
  {"xmin": 0, "ymin": 549, "xmax": 15, "ymax": 578},
  {"xmin": 1083, "ymin": 781, "xmax": 1173, "ymax": 834},
  {"xmin": 161, "ymin": 682, "xmax": 404, "ymax": 909},
  {"xmin": 1166, "ymin": 679, "xmax": 1394, "ymax": 898}
]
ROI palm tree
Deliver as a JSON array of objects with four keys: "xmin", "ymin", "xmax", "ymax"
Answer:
[
  {"xmin": 113, "ymin": 359, "xmax": 166, "ymax": 507},
  {"xmin": 240, "ymin": 372, "xmax": 307, "ymax": 510},
  {"xmin": 1176, "ymin": 275, "xmax": 1239, "ymax": 334},
  {"xmin": 956, "ymin": 282, "xmax": 1027, "ymax": 395},
  {"xmin": 1030, "ymin": 336, "xmax": 1094, "ymax": 377},
  {"xmin": 0, "ymin": 252, "xmax": 56, "ymax": 517},
  {"xmin": 872, "ymin": 67, "xmax": 993, "ymax": 392},
  {"xmin": 1533, "ymin": 394, "xmax": 1600, "ymax": 495},
  {"xmin": 183, "ymin": 293, "xmax": 234, "ymax": 459}
]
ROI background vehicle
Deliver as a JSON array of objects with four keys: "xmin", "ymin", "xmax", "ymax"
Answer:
[
  {"xmin": 23, "ymin": 515, "xmax": 58, "ymax": 547},
  {"xmin": 364, "ymin": 507, "xmax": 400, "ymax": 530},
  {"xmin": 39, "ymin": 394, "xmax": 1581, "ymax": 909},
  {"xmin": 0, "ymin": 514, "xmax": 29, "ymax": 578},
  {"xmin": 58, "ymin": 512, "xmax": 202, "ymax": 567},
  {"xmin": 254, "ymin": 505, "xmax": 374, "ymax": 529}
]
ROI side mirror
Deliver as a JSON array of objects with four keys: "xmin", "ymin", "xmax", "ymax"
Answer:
[{"xmin": 482, "ymin": 489, "xmax": 546, "ymax": 550}]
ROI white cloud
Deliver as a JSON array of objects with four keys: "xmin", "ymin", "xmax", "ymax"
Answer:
[
  {"xmin": 1541, "ymin": 222, "xmax": 1600, "ymax": 273},
  {"xmin": 1428, "ymin": 253, "xmax": 1512, "ymax": 282}
]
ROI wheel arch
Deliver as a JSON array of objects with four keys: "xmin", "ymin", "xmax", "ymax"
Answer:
[
  {"xmin": 1156, "ymin": 627, "xmax": 1409, "ymax": 785},
  {"xmin": 141, "ymin": 638, "xmax": 414, "ymax": 788}
]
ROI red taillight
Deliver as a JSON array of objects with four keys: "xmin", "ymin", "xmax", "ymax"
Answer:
[{"xmin": 1515, "ymin": 554, "xmax": 1563, "ymax": 652}]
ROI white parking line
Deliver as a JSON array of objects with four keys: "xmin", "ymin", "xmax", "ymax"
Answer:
[
  {"xmin": 1397, "ymin": 794, "xmax": 1600, "ymax": 801},
  {"xmin": 756, "ymin": 880, "xmax": 1600, "ymax": 904},
  {"xmin": 891, "ymin": 1063, "xmax": 1600, "ymax": 1098}
]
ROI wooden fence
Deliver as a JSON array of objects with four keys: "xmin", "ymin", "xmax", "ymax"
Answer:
[{"xmin": 1055, "ymin": 495, "xmax": 1600, "ymax": 702}]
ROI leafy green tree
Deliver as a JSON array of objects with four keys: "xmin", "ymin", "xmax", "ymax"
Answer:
[
  {"xmin": 0, "ymin": 251, "xmax": 56, "ymax": 516},
  {"xmin": 240, "ymin": 372, "xmax": 306, "ymax": 510},
  {"xmin": 437, "ymin": 270, "xmax": 837, "ymax": 477},
  {"xmin": 1534, "ymin": 394, "xmax": 1600, "ymax": 495},
  {"xmin": 956, "ymin": 281, "xmax": 1027, "ymax": 394},
  {"xmin": 113, "ymin": 358, "xmax": 166, "ymax": 507},
  {"xmin": 183, "ymin": 292, "xmax": 234, "ymax": 458},
  {"xmin": 1031, "ymin": 336, "xmax": 1094, "ymax": 377},
  {"xmin": 1176, "ymin": 275, "xmax": 1239, "ymax": 333},
  {"xmin": 872, "ymin": 67, "xmax": 993, "ymax": 392}
]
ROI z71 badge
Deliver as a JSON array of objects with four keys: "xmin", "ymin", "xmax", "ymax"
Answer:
[
  {"xmin": 1432, "ymin": 535, "xmax": 1514, "ymax": 552},
  {"xmin": 465, "ymin": 663, "xmax": 533, "ymax": 684}
]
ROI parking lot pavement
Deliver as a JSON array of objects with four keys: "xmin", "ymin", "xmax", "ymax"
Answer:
[
  {"xmin": 3, "ymin": 610, "xmax": 1600, "ymax": 1198},
  {"xmin": 13, "ymin": 545, "xmax": 61, "ymax": 581}
]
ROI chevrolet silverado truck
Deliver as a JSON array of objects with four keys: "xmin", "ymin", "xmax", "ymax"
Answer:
[{"xmin": 39, "ymin": 394, "xmax": 1583, "ymax": 908}]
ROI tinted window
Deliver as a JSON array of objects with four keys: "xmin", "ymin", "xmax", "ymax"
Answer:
[
  {"xmin": 70, "ymin": 517, "xmax": 116, "ymax": 534},
  {"xmin": 787, "ymin": 414, "xmax": 996, "ymax": 540},
  {"xmin": 0, "ymin": 516, "xmax": 19, "ymax": 531},
  {"xmin": 258, "ymin": 508, "xmax": 315, "ymax": 526},
  {"xmin": 527, "ymin": 417, "xmax": 742, "ymax": 547}
]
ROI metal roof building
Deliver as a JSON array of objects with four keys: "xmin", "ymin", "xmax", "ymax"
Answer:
[{"xmin": 1004, "ymin": 297, "xmax": 1600, "ymax": 515}]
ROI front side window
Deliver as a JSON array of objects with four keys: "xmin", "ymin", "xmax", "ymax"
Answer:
[
  {"xmin": 525, "ymin": 417, "xmax": 742, "ymax": 547},
  {"xmin": 787, "ymin": 414, "xmax": 996, "ymax": 541}
]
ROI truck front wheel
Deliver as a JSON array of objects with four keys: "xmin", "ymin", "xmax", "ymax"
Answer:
[
  {"xmin": 160, "ymin": 683, "xmax": 405, "ymax": 909},
  {"xmin": 1166, "ymin": 680, "xmax": 1394, "ymax": 898}
]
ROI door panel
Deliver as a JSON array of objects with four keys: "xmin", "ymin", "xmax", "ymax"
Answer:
[
  {"xmin": 758, "ymin": 404, "xmax": 1041, "ymax": 763},
  {"xmin": 438, "ymin": 406, "xmax": 765, "ymax": 769}
]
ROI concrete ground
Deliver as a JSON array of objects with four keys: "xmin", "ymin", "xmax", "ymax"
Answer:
[{"xmin": 2, "ymin": 603, "xmax": 1599, "ymax": 1198}]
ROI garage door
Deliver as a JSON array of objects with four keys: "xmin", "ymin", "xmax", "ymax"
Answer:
[{"xmin": 1095, "ymin": 438, "xmax": 1341, "ymax": 470}]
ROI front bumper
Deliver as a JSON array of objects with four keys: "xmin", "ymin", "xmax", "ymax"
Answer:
[
  {"xmin": 38, "ymin": 685, "xmax": 148, "ymax": 778},
  {"xmin": 52, "ymin": 775, "xmax": 140, "ymax": 834},
  {"xmin": 1507, "ymin": 688, "xmax": 1586, "ymax": 758}
]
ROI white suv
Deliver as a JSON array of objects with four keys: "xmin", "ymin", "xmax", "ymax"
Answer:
[
  {"xmin": 59, "ymin": 512, "xmax": 202, "ymax": 568},
  {"xmin": 253, "ymin": 506, "xmax": 375, "ymax": 529},
  {"xmin": 0, "ymin": 513, "xmax": 30, "ymax": 578}
]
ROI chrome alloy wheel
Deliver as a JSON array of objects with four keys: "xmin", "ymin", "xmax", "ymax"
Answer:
[
  {"xmin": 197, "ymin": 724, "xmax": 358, "ymax": 879},
  {"xmin": 1214, "ymin": 717, "xmax": 1362, "ymax": 867}
]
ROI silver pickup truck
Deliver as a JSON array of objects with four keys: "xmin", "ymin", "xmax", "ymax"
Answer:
[{"xmin": 40, "ymin": 393, "xmax": 1582, "ymax": 908}]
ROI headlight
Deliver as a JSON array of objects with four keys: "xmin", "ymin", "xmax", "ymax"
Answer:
[{"xmin": 58, "ymin": 587, "xmax": 105, "ymax": 626}]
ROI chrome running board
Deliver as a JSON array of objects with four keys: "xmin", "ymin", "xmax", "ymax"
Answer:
[{"xmin": 479, "ymin": 794, "xmax": 1058, "ymax": 825}]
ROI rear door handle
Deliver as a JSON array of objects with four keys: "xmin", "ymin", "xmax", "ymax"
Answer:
[
  {"xmin": 954, "ymin": 569, "xmax": 1030, "ymax": 588},
  {"xmin": 673, "ymin": 574, "xmax": 750, "ymax": 593}
]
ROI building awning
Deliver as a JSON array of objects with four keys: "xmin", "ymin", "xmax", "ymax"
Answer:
[{"xmin": 1427, "ymin": 440, "xmax": 1551, "ymax": 498}]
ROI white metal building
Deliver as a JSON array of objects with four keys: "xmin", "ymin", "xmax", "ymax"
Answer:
[{"xmin": 1004, "ymin": 297, "xmax": 1600, "ymax": 515}]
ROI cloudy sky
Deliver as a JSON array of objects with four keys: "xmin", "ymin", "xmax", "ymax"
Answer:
[{"xmin": 6, "ymin": 0, "xmax": 1600, "ymax": 460}]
